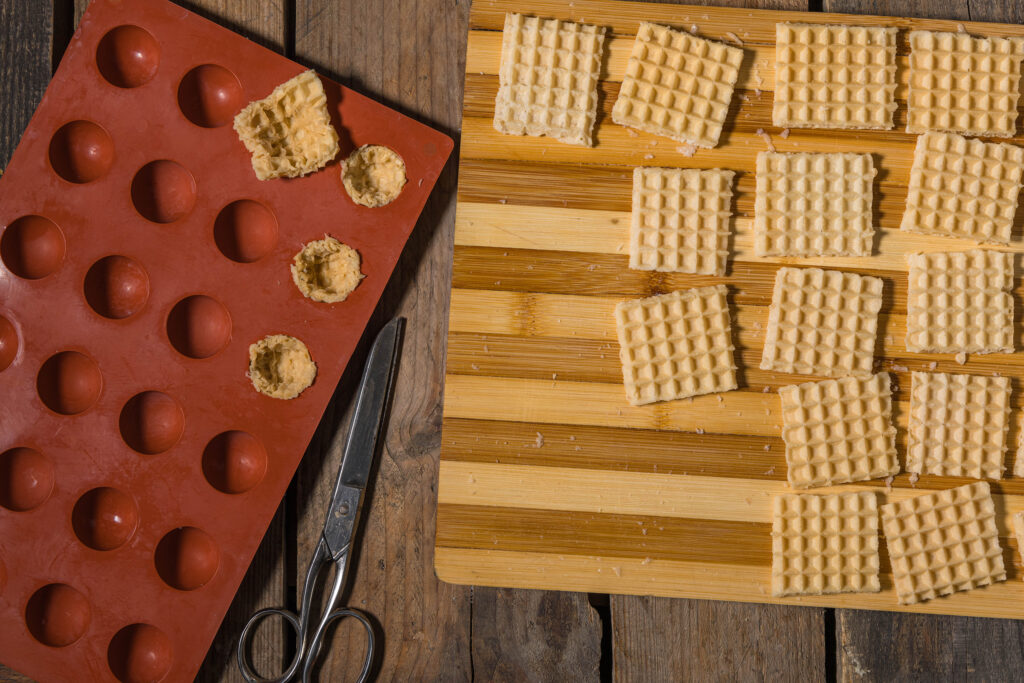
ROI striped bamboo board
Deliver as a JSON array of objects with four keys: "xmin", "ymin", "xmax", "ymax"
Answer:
[{"xmin": 437, "ymin": 0, "xmax": 1024, "ymax": 618}]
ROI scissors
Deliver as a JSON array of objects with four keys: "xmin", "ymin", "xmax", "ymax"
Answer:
[{"xmin": 237, "ymin": 317, "xmax": 404, "ymax": 683}]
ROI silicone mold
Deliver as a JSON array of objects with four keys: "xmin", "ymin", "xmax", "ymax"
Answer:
[{"xmin": 0, "ymin": 0, "xmax": 453, "ymax": 680}]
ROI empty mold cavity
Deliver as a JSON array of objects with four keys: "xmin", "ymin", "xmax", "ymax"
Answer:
[
  {"xmin": 154, "ymin": 527, "xmax": 219, "ymax": 591},
  {"xmin": 119, "ymin": 391, "xmax": 184, "ymax": 455},
  {"xmin": 48, "ymin": 120, "xmax": 115, "ymax": 184},
  {"xmin": 1, "ymin": 215, "xmax": 66, "ymax": 279},
  {"xmin": 0, "ymin": 447, "xmax": 54, "ymax": 512},
  {"xmin": 72, "ymin": 487, "xmax": 139, "ymax": 551},
  {"xmin": 37, "ymin": 350, "xmax": 102, "ymax": 415},
  {"xmin": 166, "ymin": 295, "xmax": 231, "ymax": 359},
  {"xmin": 0, "ymin": 314, "xmax": 18, "ymax": 371},
  {"xmin": 131, "ymin": 160, "xmax": 196, "ymax": 224},
  {"xmin": 202, "ymin": 431, "xmax": 267, "ymax": 494},
  {"xmin": 25, "ymin": 583, "xmax": 90, "ymax": 647},
  {"xmin": 178, "ymin": 64, "xmax": 244, "ymax": 128},
  {"xmin": 96, "ymin": 25, "xmax": 160, "ymax": 89},
  {"xmin": 108, "ymin": 623, "xmax": 173, "ymax": 683},
  {"xmin": 84, "ymin": 255, "xmax": 150, "ymax": 319},
  {"xmin": 213, "ymin": 200, "xmax": 278, "ymax": 263}
]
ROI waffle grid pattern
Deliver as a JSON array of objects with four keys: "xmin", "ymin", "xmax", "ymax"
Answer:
[
  {"xmin": 773, "ymin": 23, "xmax": 897, "ymax": 130},
  {"xmin": 614, "ymin": 285, "xmax": 737, "ymax": 406},
  {"xmin": 779, "ymin": 373, "xmax": 898, "ymax": 489},
  {"xmin": 233, "ymin": 70, "xmax": 340, "ymax": 180},
  {"xmin": 493, "ymin": 13, "xmax": 606, "ymax": 147},
  {"xmin": 754, "ymin": 152, "xmax": 876, "ymax": 257},
  {"xmin": 908, "ymin": 372, "xmax": 1010, "ymax": 480},
  {"xmin": 907, "ymin": 30, "xmax": 1023, "ymax": 137},
  {"xmin": 772, "ymin": 491, "xmax": 881, "ymax": 596},
  {"xmin": 881, "ymin": 482, "xmax": 1006, "ymax": 605},
  {"xmin": 630, "ymin": 167, "xmax": 735, "ymax": 275},
  {"xmin": 760, "ymin": 267, "xmax": 882, "ymax": 378},
  {"xmin": 905, "ymin": 250, "xmax": 1014, "ymax": 354},
  {"xmin": 612, "ymin": 22, "xmax": 743, "ymax": 148},
  {"xmin": 900, "ymin": 132, "xmax": 1024, "ymax": 245}
]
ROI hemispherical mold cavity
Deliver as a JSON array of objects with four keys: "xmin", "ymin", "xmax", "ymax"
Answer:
[
  {"xmin": 25, "ymin": 583, "xmax": 91, "ymax": 647},
  {"xmin": 0, "ymin": 447, "xmax": 54, "ymax": 511},
  {"xmin": 178, "ymin": 64, "xmax": 244, "ymax": 128},
  {"xmin": 119, "ymin": 391, "xmax": 184, "ymax": 455},
  {"xmin": 84, "ymin": 255, "xmax": 150, "ymax": 320},
  {"xmin": 154, "ymin": 527, "xmax": 219, "ymax": 591},
  {"xmin": 202, "ymin": 431, "xmax": 267, "ymax": 494},
  {"xmin": 131, "ymin": 160, "xmax": 196, "ymax": 224},
  {"xmin": 37, "ymin": 351, "xmax": 102, "ymax": 415},
  {"xmin": 0, "ymin": 314, "xmax": 18, "ymax": 371},
  {"xmin": 49, "ymin": 120, "xmax": 115, "ymax": 183},
  {"xmin": 108, "ymin": 623, "xmax": 173, "ymax": 683},
  {"xmin": 72, "ymin": 487, "xmax": 139, "ymax": 551},
  {"xmin": 213, "ymin": 200, "xmax": 278, "ymax": 263},
  {"xmin": 96, "ymin": 25, "xmax": 160, "ymax": 88},
  {"xmin": 1, "ymin": 215, "xmax": 66, "ymax": 279},
  {"xmin": 166, "ymin": 295, "xmax": 231, "ymax": 359}
]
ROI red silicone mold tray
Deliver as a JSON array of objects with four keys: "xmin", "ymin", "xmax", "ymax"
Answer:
[{"xmin": 0, "ymin": 0, "xmax": 452, "ymax": 680}]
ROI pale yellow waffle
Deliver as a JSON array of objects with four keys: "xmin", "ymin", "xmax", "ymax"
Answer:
[
  {"xmin": 1013, "ymin": 512, "xmax": 1024, "ymax": 566},
  {"xmin": 778, "ymin": 373, "xmax": 898, "ymax": 489},
  {"xmin": 881, "ymin": 482, "xmax": 1005, "ymax": 605},
  {"xmin": 905, "ymin": 250, "xmax": 1014, "ymax": 354},
  {"xmin": 754, "ymin": 152, "xmax": 875, "ymax": 257},
  {"xmin": 234, "ymin": 70, "xmax": 339, "ymax": 180},
  {"xmin": 772, "ymin": 491, "xmax": 880, "ymax": 596},
  {"xmin": 773, "ymin": 23, "xmax": 897, "ymax": 130},
  {"xmin": 630, "ymin": 167, "xmax": 735, "ymax": 275},
  {"xmin": 612, "ymin": 22, "xmax": 743, "ymax": 148},
  {"xmin": 900, "ymin": 132, "xmax": 1024, "ymax": 246},
  {"xmin": 907, "ymin": 372, "xmax": 1010, "ymax": 480},
  {"xmin": 907, "ymin": 30, "xmax": 1023, "ymax": 137},
  {"xmin": 493, "ymin": 13, "xmax": 605, "ymax": 147},
  {"xmin": 614, "ymin": 285, "xmax": 736, "ymax": 406},
  {"xmin": 760, "ymin": 267, "xmax": 882, "ymax": 378}
]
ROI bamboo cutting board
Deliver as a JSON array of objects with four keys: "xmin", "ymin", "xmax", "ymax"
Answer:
[{"xmin": 437, "ymin": 0, "xmax": 1024, "ymax": 618}]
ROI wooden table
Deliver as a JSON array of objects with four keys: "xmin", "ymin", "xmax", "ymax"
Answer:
[{"xmin": 2, "ymin": 0, "xmax": 1024, "ymax": 681}]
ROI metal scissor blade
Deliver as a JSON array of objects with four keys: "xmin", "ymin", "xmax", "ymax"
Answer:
[{"xmin": 336, "ymin": 317, "xmax": 403, "ymax": 491}]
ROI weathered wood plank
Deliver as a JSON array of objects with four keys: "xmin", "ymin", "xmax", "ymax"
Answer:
[
  {"xmin": 292, "ymin": 1, "xmax": 484, "ymax": 681},
  {"xmin": 0, "ymin": 0, "xmax": 52, "ymax": 171}
]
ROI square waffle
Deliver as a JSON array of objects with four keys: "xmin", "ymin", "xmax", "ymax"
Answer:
[
  {"xmin": 760, "ymin": 267, "xmax": 883, "ymax": 378},
  {"xmin": 881, "ymin": 482, "xmax": 1006, "ymax": 605},
  {"xmin": 907, "ymin": 30, "xmax": 1023, "ymax": 137},
  {"xmin": 905, "ymin": 250, "xmax": 1014, "ymax": 354},
  {"xmin": 614, "ymin": 285, "xmax": 737, "ymax": 406},
  {"xmin": 773, "ymin": 23, "xmax": 897, "ymax": 130},
  {"xmin": 907, "ymin": 371, "xmax": 1010, "ymax": 480},
  {"xmin": 778, "ymin": 373, "xmax": 898, "ymax": 489},
  {"xmin": 493, "ymin": 13, "xmax": 606, "ymax": 147},
  {"xmin": 611, "ymin": 22, "xmax": 743, "ymax": 148},
  {"xmin": 772, "ymin": 491, "xmax": 880, "ymax": 596},
  {"xmin": 900, "ymin": 132, "xmax": 1024, "ymax": 246},
  {"xmin": 629, "ymin": 167, "xmax": 735, "ymax": 275},
  {"xmin": 233, "ymin": 69, "xmax": 340, "ymax": 180},
  {"xmin": 754, "ymin": 152, "xmax": 876, "ymax": 257}
]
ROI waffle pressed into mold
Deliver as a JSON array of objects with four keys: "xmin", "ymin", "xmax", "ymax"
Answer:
[
  {"xmin": 760, "ymin": 267, "xmax": 882, "ymax": 378},
  {"xmin": 905, "ymin": 249, "xmax": 1014, "ymax": 354},
  {"xmin": 907, "ymin": 371, "xmax": 1010, "ymax": 480},
  {"xmin": 493, "ymin": 13, "xmax": 606, "ymax": 147},
  {"xmin": 773, "ymin": 23, "xmax": 897, "ymax": 130},
  {"xmin": 778, "ymin": 373, "xmax": 898, "ymax": 489},
  {"xmin": 772, "ymin": 491, "xmax": 880, "ymax": 596},
  {"xmin": 906, "ymin": 30, "xmax": 1023, "ymax": 137},
  {"xmin": 881, "ymin": 482, "xmax": 1006, "ymax": 605},
  {"xmin": 754, "ymin": 151, "xmax": 875, "ymax": 257},
  {"xmin": 614, "ymin": 285, "xmax": 737, "ymax": 406},
  {"xmin": 629, "ymin": 166, "xmax": 735, "ymax": 275},
  {"xmin": 611, "ymin": 22, "xmax": 743, "ymax": 148},
  {"xmin": 900, "ymin": 132, "xmax": 1024, "ymax": 246}
]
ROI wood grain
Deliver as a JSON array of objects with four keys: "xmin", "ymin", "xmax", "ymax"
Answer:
[{"xmin": 0, "ymin": 0, "xmax": 52, "ymax": 171}]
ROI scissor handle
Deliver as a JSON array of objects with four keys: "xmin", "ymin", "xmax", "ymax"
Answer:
[
  {"xmin": 301, "ymin": 607, "xmax": 375, "ymax": 683},
  {"xmin": 237, "ymin": 606, "xmax": 305, "ymax": 683}
]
